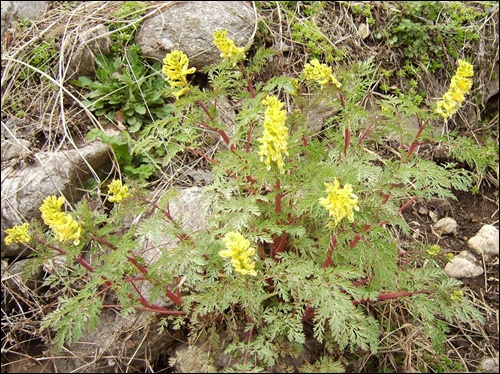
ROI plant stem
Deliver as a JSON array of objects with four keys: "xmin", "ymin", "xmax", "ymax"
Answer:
[
  {"xmin": 322, "ymin": 235, "xmax": 338, "ymax": 268},
  {"xmin": 89, "ymin": 234, "xmax": 183, "ymax": 306},
  {"xmin": 136, "ymin": 197, "xmax": 192, "ymax": 242},
  {"xmin": 352, "ymin": 290, "xmax": 431, "ymax": 305},
  {"xmin": 239, "ymin": 60, "xmax": 255, "ymax": 98},
  {"xmin": 343, "ymin": 127, "xmax": 351, "ymax": 156},
  {"xmin": 243, "ymin": 314, "xmax": 254, "ymax": 368},
  {"xmin": 195, "ymin": 100, "xmax": 234, "ymax": 149},
  {"xmin": 38, "ymin": 238, "xmax": 184, "ymax": 312},
  {"xmin": 405, "ymin": 115, "xmax": 425, "ymax": 160}
]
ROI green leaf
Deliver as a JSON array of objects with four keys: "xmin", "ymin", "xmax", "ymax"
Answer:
[{"xmin": 134, "ymin": 105, "xmax": 146, "ymax": 114}]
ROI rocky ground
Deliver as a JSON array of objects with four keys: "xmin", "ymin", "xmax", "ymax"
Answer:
[{"xmin": 400, "ymin": 186, "xmax": 499, "ymax": 372}]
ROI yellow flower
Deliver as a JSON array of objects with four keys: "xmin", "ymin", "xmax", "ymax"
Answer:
[
  {"xmin": 302, "ymin": 59, "xmax": 342, "ymax": 88},
  {"xmin": 257, "ymin": 95, "xmax": 289, "ymax": 173},
  {"xmin": 427, "ymin": 244, "xmax": 441, "ymax": 256},
  {"xmin": 319, "ymin": 179, "xmax": 359, "ymax": 227},
  {"xmin": 40, "ymin": 196, "xmax": 66, "ymax": 227},
  {"xmin": 107, "ymin": 179, "xmax": 131, "ymax": 203},
  {"xmin": 456, "ymin": 59, "xmax": 474, "ymax": 78},
  {"xmin": 40, "ymin": 195, "xmax": 82, "ymax": 246},
  {"xmin": 435, "ymin": 59, "xmax": 474, "ymax": 120},
  {"xmin": 53, "ymin": 215, "xmax": 82, "ymax": 246},
  {"xmin": 290, "ymin": 78, "xmax": 299, "ymax": 96},
  {"xmin": 5, "ymin": 223, "xmax": 31, "ymax": 245},
  {"xmin": 162, "ymin": 50, "xmax": 196, "ymax": 98},
  {"xmin": 220, "ymin": 232, "xmax": 257, "ymax": 276},
  {"xmin": 213, "ymin": 28, "xmax": 245, "ymax": 60},
  {"xmin": 450, "ymin": 290, "xmax": 463, "ymax": 302}
]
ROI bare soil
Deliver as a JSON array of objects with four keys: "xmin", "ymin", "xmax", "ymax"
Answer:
[{"xmin": 400, "ymin": 186, "xmax": 499, "ymax": 372}]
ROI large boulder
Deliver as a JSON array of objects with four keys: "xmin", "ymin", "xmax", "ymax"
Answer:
[
  {"xmin": 1, "ymin": 142, "xmax": 112, "ymax": 258},
  {"xmin": 1, "ymin": 1, "xmax": 47, "ymax": 36},
  {"xmin": 136, "ymin": 1, "xmax": 256, "ymax": 69}
]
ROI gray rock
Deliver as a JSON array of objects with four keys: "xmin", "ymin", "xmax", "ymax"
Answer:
[
  {"xmin": 1, "ymin": 1, "xmax": 47, "ymax": 35},
  {"xmin": 138, "ymin": 186, "xmax": 209, "ymax": 267},
  {"xmin": 170, "ymin": 344, "xmax": 218, "ymax": 373},
  {"xmin": 136, "ymin": 1, "xmax": 256, "ymax": 68},
  {"xmin": 478, "ymin": 356, "xmax": 499, "ymax": 373},
  {"xmin": 49, "ymin": 306, "xmax": 180, "ymax": 373},
  {"xmin": 432, "ymin": 217, "xmax": 458, "ymax": 236},
  {"xmin": 1, "ymin": 139, "xmax": 32, "ymax": 161},
  {"xmin": 467, "ymin": 224, "xmax": 499, "ymax": 257},
  {"xmin": 305, "ymin": 98, "xmax": 341, "ymax": 133},
  {"xmin": 444, "ymin": 251, "xmax": 484, "ymax": 279},
  {"xmin": 1, "ymin": 142, "xmax": 112, "ymax": 257},
  {"xmin": 1, "ymin": 258, "xmax": 42, "ymax": 298},
  {"xmin": 67, "ymin": 24, "xmax": 112, "ymax": 79}
]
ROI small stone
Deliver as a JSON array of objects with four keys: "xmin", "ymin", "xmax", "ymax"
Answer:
[
  {"xmin": 418, "ymin": 206, "xmax": 428, "ymax": 215},
  {"xmin": 478, "ymin": 356, "xmax": 499, "ymax": 373},
  {"xmin": 42, "ymin": 255, "xmax": 67, "ymax": 274},
  {"xmin": 358, "ymin": 23, "xmax": 370, "ymax": 39},
  {"xmin": 432, "ymin": 217, "xmax": 458, "ymax": 235},
  {"xmin": 467, "ymin": 224, "xmax": 499, "ymax": 257},
  {"xmin": 444, "ymin": 251, "xmax": 484, "ymax": 278},
  {"xmin": 428, "ymin": 210, "xmax": 438, "ymax": 222}
]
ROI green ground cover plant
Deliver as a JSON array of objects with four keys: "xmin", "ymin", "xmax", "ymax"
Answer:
[{"xmin": 6, "ymin": 25, "xmax": 491, "ymax": 372}]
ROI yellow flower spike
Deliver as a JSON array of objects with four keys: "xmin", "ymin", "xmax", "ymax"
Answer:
[
  {"xmin": 107, "ymin": 179, "xmax": 131, "ymax": 203},
  {"xmin": 213, "ymin": 28, "xmax": 245, "ymax": 60},
  {"xmin": 53, "ymin": 215, "xmax": 82, "ymax": 246},
  {"xmin": 319, "ymin": 179, "xmax": 359, "ymax": 227},
  {"xmin": 5, "ymin": 223, "xmax": 32, "ymax": 245},
  {"xmin": 456, "ymin": 59, "xmax": 474, "ymax": 78},
  {"xmin": 435, "ymin": 59, "xmax": 474, "ymax": 120},
  {"xmin": 303, "ymin": 59, "xmax": 342, "ymax": 88},
  {"xmin": 39, "ymin": 195, "xmax": 83, "ymax": 246},
  {"xmin": 40, "ymin": 195, "xmax": 65, "ymax": 225},
  {"xmin": 220, "ymin": 232, "xmax": 257, "ymax": 276},
  {"xmin": 162, "ymin": 50, "xmax": 196, "ymax": 98},
  {"xmin": 257, "ymin": 95, "xmax": 289, "ymax": 174}
]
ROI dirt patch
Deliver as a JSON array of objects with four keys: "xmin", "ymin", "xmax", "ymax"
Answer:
[{"xmin": 400, "ymin": 184, "xmax": 499, "ymax": 372}]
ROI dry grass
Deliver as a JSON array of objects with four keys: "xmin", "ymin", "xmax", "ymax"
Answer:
[{"xmin": 1, "ymin": 1, "xmax": 498, "ymax": 372}]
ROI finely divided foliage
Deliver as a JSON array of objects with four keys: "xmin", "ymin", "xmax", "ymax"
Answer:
[{"xmin": 7, "ymin": 24, "xmax": 488, "ymax": 372}]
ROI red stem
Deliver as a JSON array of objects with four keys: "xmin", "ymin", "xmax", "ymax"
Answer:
[
  {"xmin": 136, "ymin": 198, "xmax": 192, "ymax": 242},
  {"xmin": 243, "ymin": 314, "xmax": 254, "ymax": 367},
  {"xmin": 274, "ymin": 180, "xmax": 282, "ymax": 214},
  {"xmin": 343, "ymin": 127, "xmax": 351, "ymax": 156},
  {"xmin": 405, "ymin": 116, "xmax": 424, "ymax": 160},
  {"xmin": 337, "ymin": 92, "xmax": 345, "ymax": 107},
  {"xmin": 195, "ymin": 100, "xmax": 234, "ymax": 149},
  {"xmin": 186, "ymin": 147, "xmax": 220, "ymax": 165},
  {"xmin": 382, "ymin": 183, "xmax": 396, "ymax": 204},
  {"xmin": 90, "ymin": 234, "xmax": 183, "ymax": 306},
  {"xmin": 352, "ymin": 290, "xmax": 431, "ymax": 305},
  {"xmin": 358, "ymin": 125, "xmax": 374, "ymax": 145},
  {"xmin": 239, "ymin": 60, "xmax": 255, "ymax": 98},
  {"xmin": 349, "ymin": 224, "xmax": 371, "ymax": 249},
  {"xmin": 398, "ymin": 195, "xmax": 418, "ymax": 213},
  {"xmin": 38, "ymin": 238, "xmax": 183, "ymax": 312},
  {"xmin": 302, "ymin": 290, "xmax": 432, "ymax": 321},
  {"xmin": 322, "ymin": 235, "xmax": 338, "ymax": 268},
  {"xmin": 38, "ymin": 239, "xmax": 96, "ymax": 273}
]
